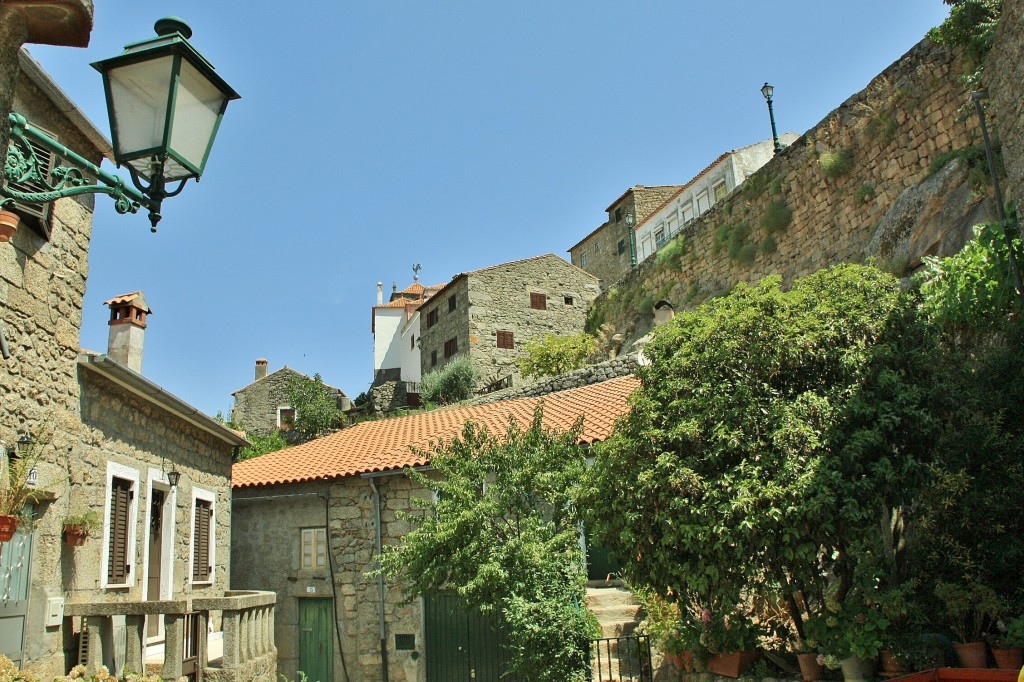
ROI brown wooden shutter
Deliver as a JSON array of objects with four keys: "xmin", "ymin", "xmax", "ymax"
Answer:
[
  {"xmin": 7, "ymin": 123, "xmax": 57, "ymax": 240},
  {"xmin": 107, "ymin": 477, "xmax": 132, "ymax": 583},
  {"xmin": 530, "ymin": 292, "xmax": 547, "ymax": 310},
  {"xmin": 193, "ymin": 500, "xmax": 212, "ymax": 582},
  {"xmin": 497, "ymin": 331, "xmax": 514, "ymax": 349}
]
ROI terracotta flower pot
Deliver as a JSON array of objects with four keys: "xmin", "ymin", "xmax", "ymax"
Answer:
[
  {"xmin": 798, "ymin": 653, "xmax": 824, "ymax": 682},
  {"xmin": 0, "ymin": 514, "xmax": 18, "ymax": 541},
  {"xmin": 706, "ymin": 651, "xmax": 758, "ymax": 678},
  {"xmin": 63, "ymin": 524, "xmax": 88, "ymax": 546},
  {"xmin": 840, "ymin": 654, "xmax": 877, "ymax": 682},
  {"xmin": 953, "ymin": 641, "xmax": 988, "ymax": 669},
  {"xmin": 0, "ymin": 210, "xmax": 18, "ymax": 242},
  {"xmin": 879, "ymin": 648, "xmax": 908, "ymax": 677},
  {"xmin": 681, "ymin": 650, "xmax": 695, "ymax": 673},
  {"xmin": 991, "ymin": 647, "xmax": 1023, "ymax": 671}
]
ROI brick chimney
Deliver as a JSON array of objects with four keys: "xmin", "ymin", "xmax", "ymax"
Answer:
[
  {"xmin": 255, "ymin": 358, "xmax": 268, "ymax": 380},
  {"xmin": 104, "ymin": 292, "xmax": 151, "ymax": 373}
]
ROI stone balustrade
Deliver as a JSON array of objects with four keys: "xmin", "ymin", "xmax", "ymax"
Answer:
[{"xmin": 64, "ymin": 590, "xmax": 277, "ymax": 682}]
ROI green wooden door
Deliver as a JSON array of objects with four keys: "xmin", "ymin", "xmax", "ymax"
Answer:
[
  {"xmin": 298, "ymin": 598, "xmax": 334, "ymax": 682},
  {"xmin": 424, "ymin": 593, "xmax": 519, "ymax": 681}
]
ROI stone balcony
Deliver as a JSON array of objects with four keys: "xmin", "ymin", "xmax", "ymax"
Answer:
[{"xmin": 64, "ymin": 590, "xmax": 277, "ymax": 682}]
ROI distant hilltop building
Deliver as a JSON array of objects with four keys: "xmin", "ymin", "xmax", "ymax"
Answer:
[{"xmin": 231, "ymin": 359, "xmax": 349, "ymax": 436}]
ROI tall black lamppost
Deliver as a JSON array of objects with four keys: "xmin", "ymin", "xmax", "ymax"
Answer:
[
  {"xmin": 761, "ymin": 82, "xmax": 782, "ymax": 155},
  {"xmin": 624, "ymin": 211, "xmax": 637, "ymax": 268}
]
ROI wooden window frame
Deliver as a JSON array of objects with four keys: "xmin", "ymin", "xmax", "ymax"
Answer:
[
  {"xmin": 713, "ymin": 179, "xmax": 728, "ymax": 202},
  {"xmin": 426, "ymin": 308, "xmax": 438, "ymax": 328},
  {"xmin": 530, "ymin": 292, "xmax": 547, "ymax": 310},
  {"xmin": 301, "ymin": 527, "xmax": 327, "ymax": 569},
  {"xmin": 430, "ymin": 350, "xmax": 437, "ymax": 367},
  {"xmin": 277, "ymin": 406, "xmax": 295, "ymax": 430},
  {"xmin": 101, "ymin": 462, "xmax": 139, "ymax": 589},
  {"xmin": 496, "ymin": 331, "xmax": 514, "ymax": 349},
  {"xmin": 443, "ymin": 337, "xmax": 458, "ymax": 359},
  {"xmin": 191, "ymin": 487, "xmax": 216, "ymax": 585}
]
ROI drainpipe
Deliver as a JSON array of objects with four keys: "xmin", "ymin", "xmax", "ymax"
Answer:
[{"xmin": 369, "ymin": 478, "xmax": 388, "ymax": 682}]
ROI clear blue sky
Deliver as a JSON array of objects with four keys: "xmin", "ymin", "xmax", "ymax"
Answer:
[{"xmin": 30, "ymin": 1, "xmax": 951, "ymax": 417}]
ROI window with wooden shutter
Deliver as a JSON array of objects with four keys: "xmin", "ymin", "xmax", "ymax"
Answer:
[
  {"xmin": 6, "ymin": 123, "xmax": 59, "ymax": 240},
  {"xmin": 107, "ymin": 477, "xmax": 132, "ymax": 584},
  {"xmin": 426, "ymin": 309, "xmax": 438, "ymax": 328},
  {"xmin": 530, "ymin": 293, "xmax": 547, "ymax": 310},
  {"xmin": 496, "ymin": 331, "xmax": 514, "ymax": 349},
  {"xmin": 444, "ymin": 337, "xmax": 458, "ymax": 359},
  {"xmin": 193, "ymin": 499, "xmax": 212, "ymax": 582}
]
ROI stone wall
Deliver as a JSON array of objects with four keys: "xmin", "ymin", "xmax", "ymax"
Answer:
[
  {"xmin": 417, "ymin": 255, "xmax": 601, "ymax": 391},
  {"xmin": 590, "ymin": 40, "xmax": 985, "ymax": 345},
  {"xmin": 988, "ymin": 0, "xmax": 1024, "ymax": 207},
  {"xmin": 233, "ymin": 475, "xmax": 429, "ymax": 682},
  {"xmin": 467, "ymin": 353, "xmax": 638, "ymax": 406},
  {"xmin": 232, "ymin": 367, "xmax": 304, "ymax": 435}
]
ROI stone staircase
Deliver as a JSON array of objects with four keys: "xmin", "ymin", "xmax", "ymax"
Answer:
[{"xmin": 586, "ymin": 581, "xmax": 650, "ymax": 681}]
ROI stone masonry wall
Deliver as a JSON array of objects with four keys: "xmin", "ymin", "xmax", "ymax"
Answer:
[
  {"xmin": 989, "ymin": 0, "xmax": 1024, "ymax": 208},
  {"xmin": 233, "ymin": 475, "xmax": 429, "ymax": 682},
  {"xmin": 417, "ymin": 277, "xmax": 470, "ymax": 376},
  {"xmin": 590, "ymin": 40, "xmax": 980, "ymax": 343},
  {"xmin": 467, "ymin": 353, "xmax": 638, "ymax": 406},
  {"xmin": 466, "ymin": 255, "xmax": 600, "ymax": 388},
  {"xmin": 232, "ymin": 367, "xmax": 305, "ymax": 435}
]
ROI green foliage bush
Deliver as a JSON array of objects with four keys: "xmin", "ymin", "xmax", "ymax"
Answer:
[
  {"xmin": 927, "ymin": 0, "xmax": 1000, "ymax": 83},
  {"xmin": 760, "ymin": 199, "xmax": 793, "ymax": 234},
  {"xmin": 377, "ymin": 410, "xmax": 597, "ymax": 681},
  {"xmin": 420, "ymin": 355, "xmax": 480, "ymax": 405},
  {"xmin": 517, "ymin": 333, "xmax": 596, "ymax": 379},
  {"xmin": 236, "ymin": 430, "xmax": 289, "ymax": 461},
  {"xmin": 760, "ymin": 235, "xmax": 778, "ymax": 254},
  {"xmin": 656, "ymin": 235, "xmax": 687, "ymax": 268},
  {"xmin": 855, "ymin": 183, "xmax": 876, "ymax": 204},
  {"xmin": 742, "ymin": 172, "xmax": 772, "ymax": 202},
  {"xmin": 819, "ymin": 148, "xmax": 853, "ymax": 178},
  {"xmin": 286, "ymin": 373, "xmax": 344, "ymax": 442}
]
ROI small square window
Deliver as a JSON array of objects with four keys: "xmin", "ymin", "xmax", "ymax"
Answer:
[
  {"xmin": 530, "ymin": 293, "xmax": 547, "ymax": 310},
  {"xmin": 497, "ymin": 331, "xmax": 514, "ymax": 349},
  {"xmin": 301, "ymin": 528, "xmax": 327, "ymax": 569},
  {"xmin": 448, "ymin": 295, "xmax": 456, "ymax": 312},
  {"xmin": 564, "ymin": 296, "xmax": 574, "ymax": 306}
]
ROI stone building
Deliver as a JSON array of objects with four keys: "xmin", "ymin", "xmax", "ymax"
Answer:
[
  {"xmin": 415, "ymin": 254, "xmax": 600, "ymax": 393},
  {"xmin": 567, "ymin": 185, "xmax": 682, "ymax": 287},
  {"xmin": 1, "ymin": 43, "xmax": 275, "ymax": 681},
  {"xmin": 633, "ymin": 135, "xmax": 800, "ymax": 263},
  {"xmin": 231, "ymin": 360, "xmax": 348, "ymax": 436},
  {"xmin": 231, "ymin": 374, "xmax": 639, "ymax": 682}
]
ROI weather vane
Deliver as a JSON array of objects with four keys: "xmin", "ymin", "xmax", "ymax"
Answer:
[{"xmin": 412, "ymin": 263, "xmax": 422, "ymax": 282}]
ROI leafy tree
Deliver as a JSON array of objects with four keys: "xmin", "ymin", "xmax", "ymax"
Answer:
[
  {"xmin": 419, "ymin": 355, "xmax": 479, "ymax": 405},
  {"xmin": 376, "ymin": 408, "xmax": 597, "ymax": 681},
  {"xmin": 517, "ymin": 332, "xmax": 597, "ymax": 379},
  {"xmin": 928, "ymin": 0, "xmax": 1000, "ymax": 85},
  {"xmin": 582, "ymin": 264, "xmax": 938, "ymax": 647},
  {"xmin": 286, "ymin": 373, "xmax": 343, "ymax": 442},
  {"xmin": 236, "ymin": 430, "xmax": 289, "ymax": 461}
]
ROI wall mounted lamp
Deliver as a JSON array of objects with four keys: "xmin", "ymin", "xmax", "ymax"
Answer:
[
  {"xmin": 166, "ymin": 468, "xmax": 181, "ymax": 489},
  {"xmin": 1, "ymin": 17, "xmax": 240, "ymax": 232}
]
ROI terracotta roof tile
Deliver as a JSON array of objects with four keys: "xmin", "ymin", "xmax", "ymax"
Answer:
[{"xmin": 232, "ymin": 375, "xmax": 639, "ymax": 487}]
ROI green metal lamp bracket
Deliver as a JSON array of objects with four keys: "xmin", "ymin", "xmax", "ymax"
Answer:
[{"xmin": 2, "ymin": 112, "xmax": 171, "ymax": 231}]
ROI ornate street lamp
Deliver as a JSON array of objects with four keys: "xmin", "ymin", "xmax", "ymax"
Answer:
[
  {"xmin": 761, "ymin": 82, "xmax": 782, "ymax": 155},
  {"xmin": 624, "ymin": 211, "xmax": 637, "ymax": 268},
  {"xmin": 1, "ymin": 18, "xmax": 239, "ymax": 231}
]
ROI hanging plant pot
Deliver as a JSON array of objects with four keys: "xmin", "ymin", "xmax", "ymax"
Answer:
[
  {"xmin": 0, "ymin": 210, "xmax": 19, "ymax": 242},
  {"xmin": 953, "ymin": 642, "xmax": 988, "ymax": 669},
  {"xmin": 63, "ymin": 524, "xmax": 89, "ymax": 546},
  {"xmin": 798, "ymin": 653, "xmax": 824, "ymax": 682},
  {"xmin": 990, "ymin": 648, "xmax": 1022, "ymax": 671},
  {"xmin": 0, "ymin": 514, "xmax": 18, "ymax": 541}
]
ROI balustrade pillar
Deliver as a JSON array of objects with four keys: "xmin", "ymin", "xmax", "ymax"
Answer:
[
  {"xmin": 123, "ymin": 615, "xmax": 145, "ymax": 674},
  {"xmin": 162, "ymin": 614, "xmax": 184, "ymax": 681}
]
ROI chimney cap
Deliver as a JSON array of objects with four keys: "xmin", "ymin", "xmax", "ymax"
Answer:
[
  {"xmin": 256, "ymin": 358, "xmax": 268, "ymax": 365},
  {"xmin": 104, "ymin": 291, "xmax": 152, "ymax": 314}
]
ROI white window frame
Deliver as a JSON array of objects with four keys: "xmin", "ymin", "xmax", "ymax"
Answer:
[
  {"xmin": 712, "ymin": 179, "xmax": 728, "ymax": 202},
  {"xmin": 681, "ymin": 201, "xmax": 695, "ymax": 225},
  {"xmin": 579, "ymin": 251, "xmax": 588, "ymax": 268},
  {"xmin": 301, "ymin": 527, "xmax": 328, "ymax": 570},
  {"xmin": 190, "ymin": 486, "xmax": 217, "ymax": 585},
  {"xmin": 100, "ymin": 461, "xmax": 140, "ymax": 589},
  {"xmin": 276, "ymin": 406, "xmax": 295, "ymax": 429},
  {"xmin": 696, "ymin": 191, "xmax": 710, "ymax": 214},
  {"xmin": 666, "ymin": 214, "xmax": 678, "ymax": 238}
]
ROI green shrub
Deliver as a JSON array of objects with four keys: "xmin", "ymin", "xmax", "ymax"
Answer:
[
  {"xmin": 819, "ymin": 148, "xmax": 854, "ymax": 178},
  {"xmin": 638, "ymin": 296, "xmax": 655, "ymax": 317},
  {"xmin": 584, "ymin": 303, "xmax": 605, "ymax": 335},
  {"xmin": 736, "ymin": 243, "xmax": 757, "ymax": 265},
  {"xmin": 864, "ymin": 112, "xmax": 898, "ymax": 142},
  {"xmin": 517, "ymin": 333, "xmax": 596, "ymax": 379},
  {"xmin": 759, "ymin": 235, "xmax": 777, "ymax": 254},
  {"xmin": 770, "ymin": 178, "xmax": 783, "ymax": 195},
  {"xmin": 760, "ymin": 200, "xmax": 793, "ymax": 234},
  {"xmin": 741, "ymin": 172, "xmax": 771, "ymax": 202},
  {"xmin": 928, "ymin": 146, "xmax": 985, "ymax": 176},
  {"xmin": 655, "ymin": 236, "xmax": 687, "ymax": 268},
  {"xmin": 420, "ymin": 355, "xmax": 480, "ymax": 405},
  {"xmin": 855, "ymin": 183, "xmax": 876, "ymax": 204}
]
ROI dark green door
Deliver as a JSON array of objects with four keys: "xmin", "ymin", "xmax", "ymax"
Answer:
[
  {"xmin": 424, "ymin": 593, "xmax": 519, "ymax": 682},
  {"xmin": 298, "ymin": 598, "xmax": 334, "ymax": 682}
]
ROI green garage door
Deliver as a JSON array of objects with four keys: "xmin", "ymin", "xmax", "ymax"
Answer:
[
  {"xmin": 298, "ymin": 598, "xmax": 334, "ymax": 682},
  {"xmin": 424, "ymin": 593, "xmax": 520, "ymax": 682}
]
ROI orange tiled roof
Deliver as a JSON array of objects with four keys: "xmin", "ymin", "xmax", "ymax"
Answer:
[{"xmin": 232, "ymin": 375, "xmax": 639, "ymax": 488}]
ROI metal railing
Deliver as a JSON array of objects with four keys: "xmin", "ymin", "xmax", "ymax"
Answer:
[{"xmin": 588, "ymin": 634, "xmax": 653, "ymax": 682}]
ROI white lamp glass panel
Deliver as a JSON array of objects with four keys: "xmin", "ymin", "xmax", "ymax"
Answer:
[
  {"xmin": 167, "ymin": 60, "xmax": 226, "ymax": 178},
  {"xmin": 107, "ymin": 56, "xmax": 175, "ymax": 162}
]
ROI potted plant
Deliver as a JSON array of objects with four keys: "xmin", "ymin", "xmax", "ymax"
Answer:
[
  {"xmin": 990, "ymin": 615, "xmax": 1024, "ymax": 671},
  {"xmin": 0, "ymin": 208, "xmax": 19, "ymax": 242},
  {"xmin": 794, "ymin": 641, "xmax": 824, "ymax": 682},
  {"xmin": 63, "ymin": 510, "xmax": 101, "ymax": 546},
  {"xmin": 935, "ymin": 581, "xmax": 1001, "ymax": 668},
  {"xmin": 0, "ymin": 444, "xmax": 45, "ymax": 542},
  {"xmin": 699, "ymin": 605, "xmax": 763, "ymax": 678}
]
